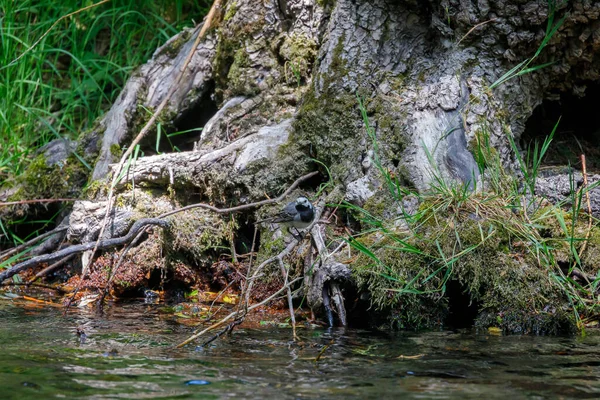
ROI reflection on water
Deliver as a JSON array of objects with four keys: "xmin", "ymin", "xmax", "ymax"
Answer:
[{"xmin": 1, "ymin": 301, "xmax": 600, "ymax": 399}]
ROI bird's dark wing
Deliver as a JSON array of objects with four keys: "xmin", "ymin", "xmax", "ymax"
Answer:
[{"xmin": 270, "ymin": 202, "xmax": 297, "ymax": 223}]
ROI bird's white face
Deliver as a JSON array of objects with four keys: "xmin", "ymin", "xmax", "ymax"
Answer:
[{"xmin": 296, "ymin": 197, "xmax": 311, "ymax": 208}]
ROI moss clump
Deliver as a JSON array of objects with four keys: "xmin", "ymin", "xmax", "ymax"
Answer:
[
  {"xmin": 110, "ymin": 144, "xmax": 122, "ymax": 158},
  {"xmin": 292, "ymin": 35, "xmax": 358, "ymax": 179},
  {"xmin": 212, "ymin": 7, "xmax": 266, "ymax": 101},
  {"xmin": 165, "ymin": 209, "xmax": 234, "ymax": 265},
  {"xmin": 294, "ymin": 90, "xmax": 359, "ymax": 179},
  {"xmin": 352, "ymin": 233, "xmax": 447, "ymax": 330},
  {"xmin": 580, "ymin": 225, "xmax": 600, "ymax": 273},
  {"xmin": 278, "ymin": 34, "xmax": 318, "ymax": 84},
  {"xmin": 223, "ymin": 1, "xmax": 238, "ymax": 22},
  {"xmin": 226, "ymin": 47, "xmax": 260, "ymax": 97},
  {"xmin": 3, "ymin": 153, "xmax": 88, "ymax": 216},
  {"xmin": 256, "ymin": 231, "xmax": 286, "ymax": 265},
  {"xmin": 352, "ymin": 195, "xmax": 576, "ymax": 334}
]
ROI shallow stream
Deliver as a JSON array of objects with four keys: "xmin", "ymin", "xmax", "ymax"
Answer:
[{"xmin": 1, "ymin": 301, "xmax": 599, "ymax": 399}]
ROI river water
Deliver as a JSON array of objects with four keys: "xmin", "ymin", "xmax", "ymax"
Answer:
[{"xmin": 1, "ymin": 300, "xmax": 599, "ymax": 399}]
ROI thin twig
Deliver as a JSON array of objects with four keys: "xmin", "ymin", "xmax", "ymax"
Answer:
[
  {"xmin": 0, "ymin": 198, "xmax": 79, "ymax": 208},
  {"xmin": 200, "ymin": 318, "xmax": 244, "ymax": 347},
  {"xmin": 456, "ymin": 18, "xmax": 498, "ymax": 47},
  {"xmin": 28, "ymin": 254, "xmax": 75, "ymax": 284},
  {"xmin": 0, "ymin": 227, "xmax": 68, "ymax": 260},
  {"xmin": 158, "ymin": 171, "xmax": 319, "ymax": 219},
  {"xmin": 579, "ymin": 154, "xmax": 593, "ymax": 259},
  {"xmin": 278, "ymin": 257, "xmax": 297, "ymax": 339},
  {"xmin": 176, "ymin": 277, "xmax": 303, "ymax": 348}
]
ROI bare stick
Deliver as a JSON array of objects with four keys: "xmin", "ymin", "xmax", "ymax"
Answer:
[
  {"xmin": 200, "ymin": 318, "xmax": 244, "ymax": 347},
  {"xmin": 579, "ymin": 154, "xmax": 593, "ymax": 259},
  {"xmin": 1, "ymin": 227, "xmax": 68, "ymax": 260},
  {"xmin": 0, "ymin": 198, "xmax": 79, "ymax": 208},
  {"xmin": 176, "ymin": 277, "xmax": 303, "ymax": 348},
  {"xmin": 28, "ymin": 254, "xmax": 76, "ymax": 284},
  {"xmin": 278, "ymin": 257, "xmax": 297, "ymax": 339},
  {"xmin": 0, "ymin": 219, "xmax": 168, "ymax": 283},
  {"xmin": 158, "ymin": 171, "xmax": 319, "ymax": 219},
  {"xmin": 456, "ymin": 18, "xmax": 498, "ymax": 47}
]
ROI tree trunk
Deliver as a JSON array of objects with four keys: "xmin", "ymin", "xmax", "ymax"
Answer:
[{"xmin": 5, "ymin": 0, "xmax": 600, "ymax": 331}]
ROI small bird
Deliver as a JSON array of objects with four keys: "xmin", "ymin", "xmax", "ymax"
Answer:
[{"xmin": 259, "ymin": 196, "xmax": 315, "ymax": 232}]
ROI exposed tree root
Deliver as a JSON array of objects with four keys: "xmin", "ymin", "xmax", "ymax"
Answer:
[
  {"xmin": 0, "ymin": 226, "xmax": 68, "ymax": 260},
  {"xmin": 175, "ymin": 198, "xmax": 351, "ymax": 347},
  {"xmin": 0, "ymin": 218, "xmax": 169, "ymax": 283},
  {"xmin": 29, "ymin": 254, "xmax": 76, "ymax": 284},
  {"xmin": 1, "ymin": 171, "xmax": 320, "ymax": 308}
]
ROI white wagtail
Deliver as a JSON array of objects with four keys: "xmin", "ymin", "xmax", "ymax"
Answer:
[{"xmin": 258, "ymin": 196, "xmax": 315, "ymax": 234}]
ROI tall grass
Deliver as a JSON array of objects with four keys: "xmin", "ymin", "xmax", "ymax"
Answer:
[
  {"xmin": 345, "ymin": 2, "xmax": 600, "ymax": 330},
  {"xmin": 0, "ymin": 0, "xmax": 210, "ymax": 181},
  {"xmin": 352, "ymin": 88, "xmax": 600, "ymax": 331}
]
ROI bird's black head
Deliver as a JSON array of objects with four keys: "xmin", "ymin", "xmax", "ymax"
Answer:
[{"xmin": 295, "ymin": 196, "xmax": 312, "ymax": 211}]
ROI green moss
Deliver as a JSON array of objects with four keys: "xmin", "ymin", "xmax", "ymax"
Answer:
[
  {"xmin": 351, "ymin": 203, "xmax": 576, "ymax": 334},
  {"xmin": 581, "ymin": 226, "xmax": 600, "ymax": 273},
  {"xmin": 165, "ymin": 209, "xmax": 234, "ymax": 264},
  {"xmin": 257, "ymin": 232, "xmax": 286, "ymax": 265},
  {"xmin": 316, "ymin": 0, "xmax": 336, "ymax": 8},
  {"xmin": 352, "ymin": 233, "xmax": 447, "ymax": 330},
  {"xmin": 10, "ymin": 154, "xmax": 87, "ymax": 201},
  {"xmin": 110, "ymin": 144, "xmax": 121, "ymax": 158},
  {"xmin": 155, "ymin": 30, "xmax": 192, "ymax": 58},
  {"xmin": 223, "ymin": 1, "xmax": 238, "ymax": 21},
  {"xmin": 294, "ymin": 89, "xmax": 358, "ymax": 179},
  {"xmin": 279, "ymin": 34, "xmax": 318, "ymax": 83},
  {"xmin": 226, "ymin": 47, "xmax": 259, "ymax": 97},
  {"xmin": 212, "ymin": 9, "xmax": 266, "ymax": 101}
]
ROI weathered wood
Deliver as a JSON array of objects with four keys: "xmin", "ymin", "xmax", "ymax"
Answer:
[{"xmin": 0, "ymin": 218, "xmax": 168, "ymax": 283}]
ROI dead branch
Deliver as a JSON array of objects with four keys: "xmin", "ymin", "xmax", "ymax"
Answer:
[
  {"xmin": 176, "ymin": 276, "xmax": 303, "ymax": 348},
  {"xmin": 1, "ymin": 226, "xmax": 68, "ymax": 260},
  {"xmin": 0, "ymin": 218, "xmax": 168, "ymax": 283},
  {"xmin": 158, "ymin": 171, "xmax": 319, "ymax": 219},
  {"xmin": 278, "ymin": 256, "xmax": 297, "ymax": 339},
  {"xmin": 200, "ymin": 318, "xmax": 244, "ymax": 348},
  {"xmin": 0, "ymin": 198, "xmax": 79, "ymax": 208},
  {"xmin": 579, "ymin": 154, "xmax": 593, "ymax": 260}
]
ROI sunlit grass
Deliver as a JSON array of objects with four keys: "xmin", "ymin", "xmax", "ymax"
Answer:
[{"xmin": 0, "ymin": 0, "xmax": 210, "ymax": 181}]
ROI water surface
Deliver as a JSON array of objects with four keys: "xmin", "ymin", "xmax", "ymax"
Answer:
[{"xmin": 1, "ymin": 301, "xmax": 599, "ymax": 399}]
